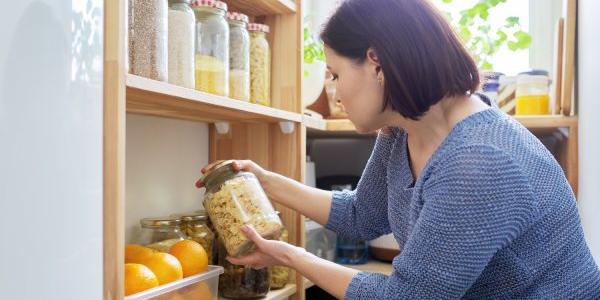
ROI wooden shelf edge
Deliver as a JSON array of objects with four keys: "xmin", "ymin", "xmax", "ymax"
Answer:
[
  {"xmin": 302, "ymin": 115, "xmax": 327, "ymax": 131},
  {"xmin": 226, "ymin": 0, "xmax": 296, "ymax": 16},
  {"xmin": 126, "ymin": 75, "xmax": 303, "ymax": 124},
  {"xmin": 219, "ymin": 284, "xmax": 296, "ymax": 300}
]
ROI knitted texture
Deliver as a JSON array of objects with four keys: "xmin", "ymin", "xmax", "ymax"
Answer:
[{"xmin": 326, "ymin": 108, "xmax": 600, "ymax": 299}]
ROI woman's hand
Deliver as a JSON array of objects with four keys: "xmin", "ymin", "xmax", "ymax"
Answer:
[
  {"xmin": 195, "ymin": 160, "xmax": 269, "ymax": 188},
  {"xmin": 226, "ymin": 225, "xmax": 303, "ymax": 269}
]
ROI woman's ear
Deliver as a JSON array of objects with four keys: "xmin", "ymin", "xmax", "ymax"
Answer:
[{"xmin": 366, "ymin": 48, "xmax": 384, "ymax": 85}]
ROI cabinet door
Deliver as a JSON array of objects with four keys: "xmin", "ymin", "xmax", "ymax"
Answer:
[{"xmin": 0, "ymin": 0, "xmax": 104, "ymax": 299}]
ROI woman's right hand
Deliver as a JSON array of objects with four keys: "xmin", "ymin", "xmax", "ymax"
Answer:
[{"xmin": 195, "ymin": 160, "xmax": 269, "ymax": 188}]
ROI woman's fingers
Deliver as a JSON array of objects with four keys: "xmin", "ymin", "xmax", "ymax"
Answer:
[{"xmin": 240, "ymin": 225, "xmax": 264, "ymax": 246}]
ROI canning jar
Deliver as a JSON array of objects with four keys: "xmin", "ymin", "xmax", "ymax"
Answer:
[
  {"xmin": 128, "ymin": 0, "xmax": 168, "ymax": 81},
  {"xmin": 172, "ymin": 211, "xmax": 216, "ymax": 263},
  {"xmin": 202, "ymin": 160, "xmax": 283, "ymax": 257},
  {"xmin": 192, "ymin": 0, "xmax": 229, "ymax": 96},
  {"xmin": 516, "ymin": 75, "xmax": 550, "ymax": 115},
  {"xmin": 168, "ymin": 0, "xmax": 195, "ymax": 88},
  {"xmin": 218, "ymin": 239, "xmax": 271, "ymax": 299},
  {"xmin": 228, "ymin": 12, "xmax": 250, "ymax": 102},
  {"xmin": 249, "ymin": 23, "xmax": 271, "ymax": 106},
  {"xmin": 270, "ymin": 228, "xmax": 289, "ymax": 289},
  {"xmin": 139, "ymin": 216, "xmax": 187, "ymax": 252}
]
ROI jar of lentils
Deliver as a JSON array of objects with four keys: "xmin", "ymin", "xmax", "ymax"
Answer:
[{"xmin": 128, "ymin": 0, "xmax": 168, "ymax": 81}]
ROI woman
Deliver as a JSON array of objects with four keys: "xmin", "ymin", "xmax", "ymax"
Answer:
[{"xmin": 197, "ymin": 0, "xmax": 600, "ymax": 298}]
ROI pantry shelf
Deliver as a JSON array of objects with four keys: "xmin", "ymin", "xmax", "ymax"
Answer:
[
  {"xmin": 218, "ymin": 284, "xmax": 297, "ymax": 300},
  {"xmin": 226, "ymin": 0, "xmax": 296, "ymax": 16},
  {"xmin": 126, "ymin": 75, "xmax": 303, "ymax": 124}
]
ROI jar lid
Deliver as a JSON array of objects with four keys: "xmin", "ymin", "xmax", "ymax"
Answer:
[
  {"xmin": 169, "ymin": 0, "xmax": 192, "ymax": 4},
  {"xmin": 191, "ymin": 0, "xmax": 227, "ymax": 11},
  {"xmin": 172, "ymin": 211, "xmax": 208, "ymax": 222},
  {"xmin": 248, "ymin": 23, "xmax": 270, "ymax": 33},
  {"xmin": 201, "ymin": 160, "xmax": 237, "ymax": 189},
  {"xmin": 140, "ymin": 216, "xmax": 182, "ymax": 228},
  {"xmin": 227, "ymin": 12, "xmax": 249, "ymax": 24}
]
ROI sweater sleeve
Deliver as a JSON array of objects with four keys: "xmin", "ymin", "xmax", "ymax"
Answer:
[
  {"xmin": 344, "ymin": 145, "xmax": 541, "ymax": 299},
  {"xmin": 325, "ymin": 131, "xmax": 396, "ymax": 241}
]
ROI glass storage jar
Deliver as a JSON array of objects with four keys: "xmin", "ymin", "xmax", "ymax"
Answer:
[
  {"xmin": 227, "ymin": 12, "xmax": 250, "ymax": 102},
  {"xmin": 128, "ymin": 0, "xmax": 168, "ymax": 81},
  {"xmin": 172, "ymin": 211, "xmax": 216, "ymax": 264},
  {"xmin": 218, "ymin": 239, "xmax": 271, "ymax": 299},
  {"xmin": 138, "ymin": 216, "xmax": 187, "ymax": 252},
  {"xmin": 248, "ymin": 23, "xmax": 271, "ymax": 106},
  {"xmin": 202, "ymin": 160, "xmax": 283, "ymax": 257},
  {"xmin": 192, "ymin": 0, "xmax": 229, "ymax": 96},
  {"xmin": 168, "ymin": 0, "xmax": 196, "ymax": 88},
  {"xmin": 515, "ymin": 74, "xmax": 550, "ymax": 115},
  {"xmin": 270, "ymin": 228, "xmax": 289, "ymax": 290}
]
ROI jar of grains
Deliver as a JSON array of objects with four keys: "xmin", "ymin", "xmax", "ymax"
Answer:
[
  {"xmin": 227, "ymin": 12, "xmax": 250, "ymax": 102},
  {"xmin": 201, "ymin": 160, "xmax": 283, "ymax": 257},
  {"xmin": 248, "ymin": 23, "xmax": 271, "ymax": 106},
  {"xmin": 138, "ymin": 216, "xmax": 187, "ymax": 252},
  {"xmin": 192, "ymin": 0, "xmax": 229, "ymax": 96},
  {"xmin": 218, "ymin": 239, "xmax": 271, "ymax": 299},
  {"xmin": 168, "ymin": 0, "xmax": 195, "ymax": 88},
  {"xmin": 128, "ymin": 0, "xmax": 168, "ymax": 81},
  {"xmin": 171, "ymin": 211, "xmax": 216, "ymax": 263},
  {"xmin": 270, "ymin": 227, "xmax": 290, "ymax": 289}
]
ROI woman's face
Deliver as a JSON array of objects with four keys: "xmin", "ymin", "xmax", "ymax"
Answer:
[{"xmin": 324, "ymin": 46, "xmax": 389, "ymax": 133}]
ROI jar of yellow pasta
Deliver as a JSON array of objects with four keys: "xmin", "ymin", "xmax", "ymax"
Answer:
[
  {"xmin": 201, "ymin": 160, "xmax": 282, "ymax": 257},
  {"xmin": 248, "ymin": 23, "xmax": 271, "ymax": 106},
  {"xmin": 192, "ymin": 0, "xmax": 229, "ymax": 96}
]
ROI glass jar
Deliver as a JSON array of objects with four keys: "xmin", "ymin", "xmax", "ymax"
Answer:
[
  {"xmin": 228, "ymin": 12, "xmax": 250, "ymax": 102},
  {"xmin": 516, "ymin": 74, "xmax": 550, "ymax": 115},
  {"xmin": 192, "ymin": 0, "xmax": 229, "ymax": 96},
  {"xmin": 168, "ymin": 0, "xmax": 196, "ymax": 88},
  {"xmin": 336, "ymin": 236, "xmax": 369, "ymax": 265},
  {"xmin": 138, "ymin": 216, "xmax": 187, "ymax": 252},
  {"xmin": 172, "ymin": 211, "xmax": 216, "ymax": 264},
  {"xmin": 270, "ymin": 228, "xmax": 289, "ymax": 290},
  {"xmin": 202, "ymin": 160, "xmax": 283, "ymax": 257},
  {"xmin": 249, "ymin": 23, "xmax": 271, "ymax": 106},
  {"xmin": 218, "ymin": 239, "xmax": 271, "ymax": 299},
  {"xmin": 128, "ymin": 0, "xmax": 168, "ymax": 81}
]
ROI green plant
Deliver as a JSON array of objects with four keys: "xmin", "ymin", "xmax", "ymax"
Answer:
[
  {"xmin": 303, "ymin": 20, "xmax": 325, "ymax": 77},
  {"xmin": 437, "ymin": 0, "xmax": 532, "ymax": 70}
]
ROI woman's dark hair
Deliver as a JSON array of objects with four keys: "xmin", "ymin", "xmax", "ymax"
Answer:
[{"xmin": 321, "ymin": 0, "xmax": 480, "ymax": 120}]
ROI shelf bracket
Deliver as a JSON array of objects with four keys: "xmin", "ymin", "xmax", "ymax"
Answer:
[
  {"xmin": 214, "ymin": 122, "xmax": 230, "ymax": 135},
  {"xmin": 279, "ymin": 121, "xmax": 296, "ymax": 134}
]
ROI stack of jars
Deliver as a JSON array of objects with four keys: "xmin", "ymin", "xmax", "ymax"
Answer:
[{"xmin": 128, "ymin": 0, "xmax": 272, "ymax": 106}]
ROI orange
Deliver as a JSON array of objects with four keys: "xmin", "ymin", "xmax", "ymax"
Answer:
[
  {"xmin": 124, "ymin": 263, "xmax": 159, "ymax": 296},
  {"xmin": 139, "ymin": 252, "xmax": 183, "ymax": 285},
  {"xmin": 125, "ymin": 244, "xmax": 155, "ymax": 264},
  {"xmin": 169, "ymin": 240, "xmax": 209, "ymax": 277}
]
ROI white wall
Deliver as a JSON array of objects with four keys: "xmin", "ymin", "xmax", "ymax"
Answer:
[
  {"xmin": 577, "ymin": 0, "xmax": 600, "ymax": 263},
  {"xmin": 0, "ymin": 0, "xmax": 103, "ymax": 299},
  {"xmin": 125, "ymin": 115, "xmax": 209, "ymax": 244}
]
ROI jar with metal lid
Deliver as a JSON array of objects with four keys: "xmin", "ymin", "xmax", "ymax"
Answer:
[
  {"xmin": 172, "ymin": 211, "xmax": 216, "ymax": 263},
  {"xmin": 128, "ymin": 0, "xmax": 168, "ymax": 81},
  {"xmin": 202, "ymin": 160, "xmax": 283, "ymax": 257},
  {"xmin": 168, "ymin": 0, "xmax": 196, "ymax": 88},
  {"xmin": 218, "ymin": 239, "xmax": 271, "ymax": 299},
  {"xmin": 192, "ymin": 0, "xmax": 229, "ymax": 96},
  {"xmin": 228, "ymin": 12, "xmax": 250, "ymax": 102},
  {"xmin": 138, "ymin": 216, "xmax": 187, "ymax": 252},
  {"xmin": 249, "ymin": 23, "xmax": 271, "ymax": 106},
  {"xmin": 270, "ymin": 228, "xmax": 289, "ymax": 290}
]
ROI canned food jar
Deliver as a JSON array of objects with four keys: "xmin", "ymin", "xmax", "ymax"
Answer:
[
  {"xmin": 139, "ymin": 216, "xmax": 187, "ymax": 252},
  {"xmin": 202, "ymin": 160, "xmax": 282, "ymax": 257},
  {"xmin": 172, "ymin": 211, "xmax": 216, "ymax": 263}
]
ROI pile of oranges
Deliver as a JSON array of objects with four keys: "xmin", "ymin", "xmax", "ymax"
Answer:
[{"xmin": 124, "ymin": 240, "xmax": 209, "ymax": 297}]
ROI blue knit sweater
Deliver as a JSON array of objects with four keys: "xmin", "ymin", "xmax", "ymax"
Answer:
[{"xmin": 326, "ymin": 108, "xmax": 600, "ymax": 299}]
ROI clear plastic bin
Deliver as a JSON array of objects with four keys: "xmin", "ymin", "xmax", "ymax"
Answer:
[{"xmin": 125, "ymin": 265, "xmax": 224, "ymax": 300}]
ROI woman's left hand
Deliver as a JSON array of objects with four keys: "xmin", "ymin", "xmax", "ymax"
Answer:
[{"xmin": 226, "ymin": 225, "xmax": 301, "ymax": 269}]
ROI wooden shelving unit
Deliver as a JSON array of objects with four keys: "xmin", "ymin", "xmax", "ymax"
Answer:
[{"xmin": 227, "ymin": 0, "xmax": 296, "ymax": 16}]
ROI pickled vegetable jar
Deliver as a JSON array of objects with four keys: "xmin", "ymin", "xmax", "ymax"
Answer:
[
  {"xmin": 202, "ymin": 160, "xmax": 282, "ymax": 257},
  {"xmin": 173, "ymin": 211, "xmax": 216, "ymax": 263}
]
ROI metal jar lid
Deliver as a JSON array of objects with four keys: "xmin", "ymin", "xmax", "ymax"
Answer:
[
  {"xmin": 171, "ymin": 211, "xmax": 208, "ymax": 222},
  {"xmin": 140, "ymin": 216, "xmax": 182, "ymax": 228},
  {"xmin": 201, "ymin": 160, "xmax": 238, "ymax": 190}
]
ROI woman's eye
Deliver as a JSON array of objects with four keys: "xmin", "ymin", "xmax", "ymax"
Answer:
[{"xmin": 330, "ymin": 74, "xmax": 339, "ymax": 81}]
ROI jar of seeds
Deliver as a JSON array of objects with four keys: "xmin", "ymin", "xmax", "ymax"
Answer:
[
  {"xmin": 249, "ymin": 23, "xmax": 271, "ymax": 106},
  {"xmin": 128, "ymin": 0, "xmax": 168, "ymax": 81},
  {"xmin": 227, "ymin": 12, "xmax": 250, "ymax": 102},
  {"xmin": 168, "ymin": 0, "xmax": 195, "ymax": 88}
]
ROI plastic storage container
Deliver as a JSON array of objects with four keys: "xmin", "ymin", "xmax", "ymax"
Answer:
[
  {"xmin": 192, "ymin": 0, "xmax": 229, "ymax": 96},
  {"xmin": 305, "ymin": 219, "xmax": 336, "ymax": 261},
  {"xmin": 139, "ymin": 216, "xmax": 187, "ymax": 252},
  {"xmin": 128, "ymin": 0, "xmax": 168, "ymax": 81},
  {"xmin": 249, "ymin": 23, "xmax": 271, "ymax": 106},
  {"xmin": 125, "ymin": 265, "xmax": 224, "ymax": 300},
  {"xmin": 335, "ymin": 236, "xmax": 369, "ymax": 265},
  {"xmin": 270, "ymin": 228, "xmax": 290, "ymax": 290},
  {"xmin": 202, "ymin": 160, "xmax": 282, "ymax": 257},
  {"xmin": 218, "ymin": 240, "xmax": 271, "ymax": 299},
  {"xmin": 168, "ymin": 0, "xmax": 195, "ymax": 88},
  {"xmin": 228, "ymin": 12, "xmax": 250, "ymax": 101},
  {"xmin": 172, "ymin": 211, "xmax": 215, "ymax": 264},
  {"xmin": 516, "ymin": 74, "xmax": 550, "ymax": 115}
]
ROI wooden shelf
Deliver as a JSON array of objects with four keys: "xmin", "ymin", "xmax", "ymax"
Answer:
[
  {"xmin": 226, "ymin": 0, "xmax": 296, "ymax": 16},
  {"xmin": 302, "ymin": 114, "xmax": 327, "ymax": 131},
  {"xmin": 219, "ymin": 284, "xmax": 296, "ymax": 300},
  {"xmin": 126, "ymin": 75, "xmax": 303, "ymax": 124}
]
